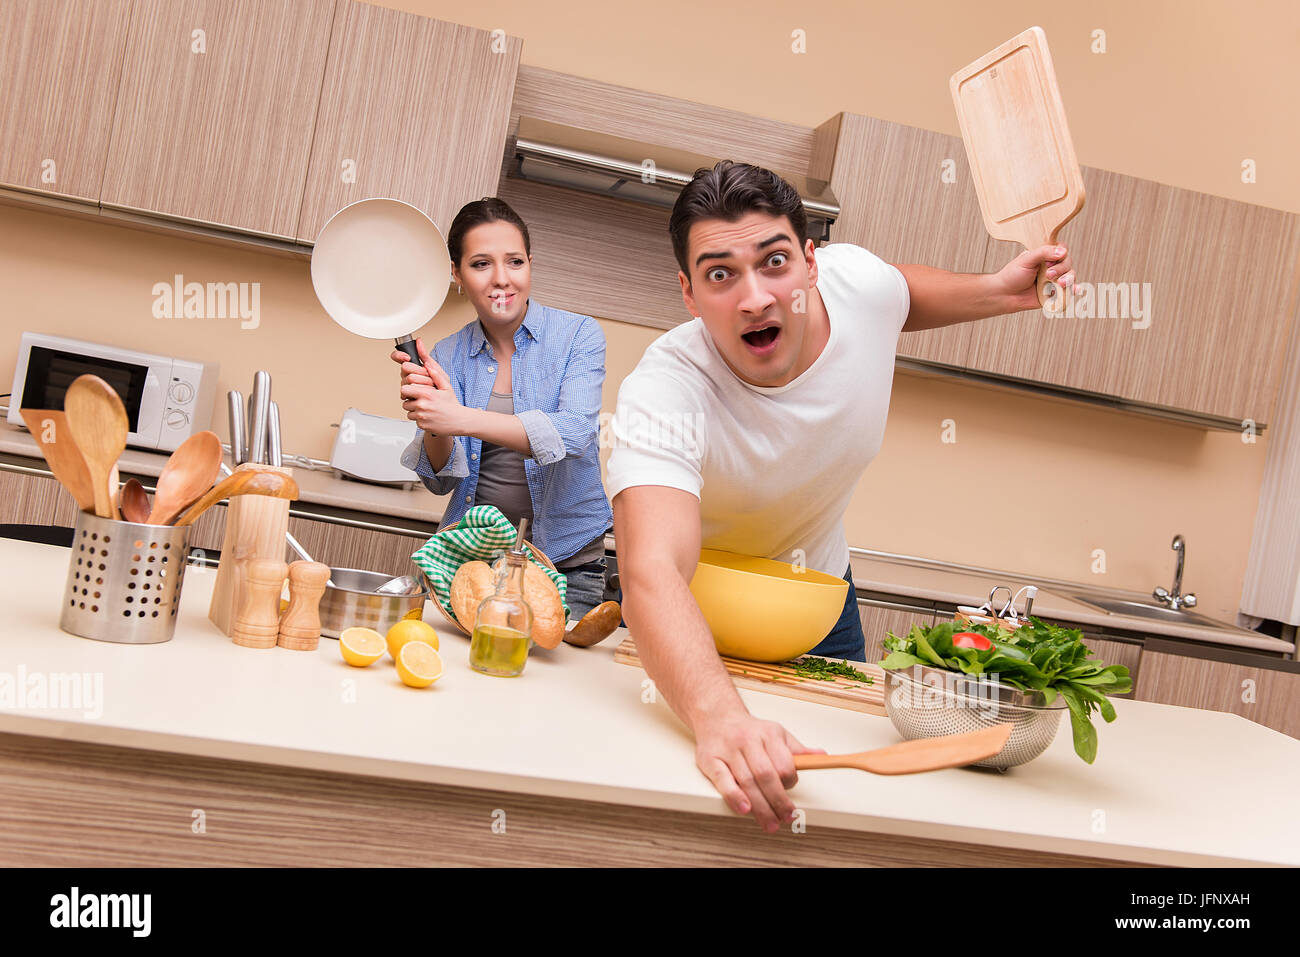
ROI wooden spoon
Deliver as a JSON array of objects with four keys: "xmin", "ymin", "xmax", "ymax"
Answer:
[
  {"xmin": 120, "ymin": 478, "xmax": 151, "ymax": 524},
  {"xmin": 793, "ymin": 723, "xmax": 1013, "ymax": 775},
  {"xmin": 19, "ymin": 408, "xmax": 96, "ymax": 510},
  {"xmin": 63, "ymin": 375, "xmax": 129, "ymax": 519},
  {"xmin": 172, "ymin": 470, "xmax": 300, "ymax": 527},
  {"xmin": 147, "ymin": 430, "xmax": 223, "ymax": 524}
]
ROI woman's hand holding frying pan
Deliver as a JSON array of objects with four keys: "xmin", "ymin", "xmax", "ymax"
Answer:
[{"xmin": 392, "ymin": 338, "xmax": 466, "ymax": 436}]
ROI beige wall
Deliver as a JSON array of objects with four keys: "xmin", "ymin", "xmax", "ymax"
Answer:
[{"xmin": 3, "ymin": 0, "xmax": 1294, "ymax": 623}]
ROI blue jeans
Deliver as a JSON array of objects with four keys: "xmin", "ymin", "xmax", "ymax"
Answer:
[
  {"xmin": 806, "ymin": 565, "xmax": 865, "ymax": 662},
  {"xmin": 560, "ymin": 555, "xmax": 608, "ymax": 620}
]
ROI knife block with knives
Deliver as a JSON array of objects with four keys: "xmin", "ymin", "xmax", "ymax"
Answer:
[{"xmin": 210, "ymin": 370, "xmax": 293, "ymax": 639}]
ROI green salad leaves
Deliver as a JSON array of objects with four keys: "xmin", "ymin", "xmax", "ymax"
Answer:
[{"xmin": 880, "ymin": 618, "xmax": 1132, "ymax": 764}]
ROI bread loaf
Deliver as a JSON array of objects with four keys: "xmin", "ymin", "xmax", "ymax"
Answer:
[{"xmin": 450, "ymin": 559, "xmax": 566, "ymax": 649}]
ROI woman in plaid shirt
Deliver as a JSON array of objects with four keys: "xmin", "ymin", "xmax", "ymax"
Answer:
[{"xmin": 395, "ymin": 198, "xmax": 613, "ymax": 618}]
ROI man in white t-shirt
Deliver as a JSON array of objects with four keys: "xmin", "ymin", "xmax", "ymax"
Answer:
[{"xmin": 607, "ymin": 161, "xmax": 1075, "ymax": 832}]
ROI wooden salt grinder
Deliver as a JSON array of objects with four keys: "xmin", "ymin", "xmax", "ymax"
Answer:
[
  {"xmin": 231, "ymin": 559, "xmax": 288, "ymax": 648},
  {"xmin": 278, "ymin": 560, "xmax": 331, "ymax": 650}
]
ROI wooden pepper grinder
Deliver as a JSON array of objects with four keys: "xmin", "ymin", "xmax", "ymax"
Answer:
[
  {"xmin": 278, "ymin": 560, "xmax": 331, "ymax": 651},
  {"xmin": 231, "ymin": 559, "xmax": 288, "ymax": 648}
]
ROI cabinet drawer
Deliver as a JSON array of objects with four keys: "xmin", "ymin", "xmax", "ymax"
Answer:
[
  {"xmin": 1136, "ymin": 640, "xmax": 1300, "ymax": 738},
  {"xmin": 858, "ymin": 598, "xmax": 935, "ymax": 665}
]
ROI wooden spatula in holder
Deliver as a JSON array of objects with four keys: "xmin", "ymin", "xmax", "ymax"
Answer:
[{"xmin": 209, "ymin": 462, "xmax": 294, "ymax": 637}]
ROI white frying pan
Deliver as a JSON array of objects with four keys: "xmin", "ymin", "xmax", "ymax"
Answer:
[{"xmin": 310, "ymin": 197, "xmax": 453, "ymax": 365}]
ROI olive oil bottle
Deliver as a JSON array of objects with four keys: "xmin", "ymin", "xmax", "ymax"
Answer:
[{"xmin": 469, "ymin": 519, "xmax": 533, "ymax": 677}]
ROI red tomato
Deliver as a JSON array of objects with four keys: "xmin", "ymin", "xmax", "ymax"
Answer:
[{"xmin": 953, "ymin": 631, "xmax": 993, "ymax": 650}]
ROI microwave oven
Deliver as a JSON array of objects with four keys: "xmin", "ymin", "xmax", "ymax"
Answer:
[{"xmin": 8, "ymin": 332, "xmax": 220, "ymax": 453}]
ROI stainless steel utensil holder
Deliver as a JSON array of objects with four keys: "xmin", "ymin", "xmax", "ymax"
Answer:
[{"xmin": 60, "ymin": 510, "xmax": 192, "ymax": 644}]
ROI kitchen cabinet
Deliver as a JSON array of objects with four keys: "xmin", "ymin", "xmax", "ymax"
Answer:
[
  {"xmin": 45, "ymin": 472, "xmax": 227, "ymax": 552},
  {"xmin": 963, "ymin": 167, "xmax": 1159, "ymax": 398},
  {"xmin": 495, "ymin": 65, "xmax": 824, "ymax": 331},
  {"xmin": 857, "ymin": 597, "xmax": 935, "ymax": 664},
  {"xmin": 1240, "ymin": 284, "xmax": 1300, "ymax": 626},
  {"xmin": 976, "ymin": 170, "xmax": 1300, "ymax": 426},
  {"xmin": 100, "ymin": 0, "xmax": 335, "ymax": 240},
  {"xmin": 7, "ymin": 464, "xmax": 426, "ymax": 578},
  {"xmin": 284, "ymin": 514, "xmax": 427, "ymax": 578},
  {"xmin": 819, "ymin": 110, "xmax": 1300, "ymax": 428},
  {"xmin": 182, "ymin": 498, "xmax": 427, "ymax": 576},
  {"xmin": 0, "ymin": 0, "xmax": 132, "ymax": 205},
  {"xmin": 1078, "ymin": 633, "xmax": 1141, "ymax": 696},
  {"xmin": 294, "ymin": 0, "xmax": 522, "ymax": 243},
  {"xmin": 1135, "ymin": 639, "xmax": 1300, "ymax": 738},
  {"xmin": 816, "ymin": 113, "xmax": 988, "ymax": 367},
  {"xmin": 0, "ymin": 467, "xmax": 63, "ymax": 525}
]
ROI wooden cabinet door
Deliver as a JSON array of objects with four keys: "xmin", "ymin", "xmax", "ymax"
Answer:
[
  {"xmin": 0, "ymin": 469, "xmax": 62, "ymax": 525},
  {"xmin": 286, "ymin": 515, "xmax": 427, "ymax": 578},
  {"xmin": 858, "ymin": 598, "xmax": 934, "ymax": 665},
  {"xmin": 0, "ymin": 0, "xmax": 132, "ymax": 203},
  {"xmin": 1118, "ymin": 190, "xmax": 1300, "ymax": 422},
  {"xmin": 100, "ymin": 0, "xmax": 334, "ymax": 239},
  {"xmin": 977, "ymin": 170, "xmax": 1300, "ymax": 424},
  {"xmin": 295, "ymin": 0, "xmax": 522, "ymax": 243},
  {"xmin": 971, "ymin": 167, "xmax": 1159, "ymax": 397},
  {"xmin": 1136, "ymin": 646, "xmax": 1300, "ymax": 738},
  {"xmin": 823, "ymin": 113, "xmax": 989, "ymax": 368},
  {"xmin": 1078, "ymin": 634, "xmax": 1141, "ymax": 696}
]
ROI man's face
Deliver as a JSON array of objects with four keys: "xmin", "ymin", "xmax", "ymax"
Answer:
[{"xmin": 678, "ymin": 212, "xmax": 818, "ymax": 388}]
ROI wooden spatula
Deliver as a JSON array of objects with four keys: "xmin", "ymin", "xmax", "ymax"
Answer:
[
  {"xmin": 63, "ymin": 375, "xmax": 130, "ymax": 520},
  {"xmin": 794, "ymin": 723, "xmax": 1013, "ymax": 775},
  {"xmin": 19, "ymin": 408, "xmax": 96, "ymax": 511},
  {"xmin": 950, "ymin": 26, "xmax": 1084, "ymax": 313},
  {"xmin": 147, "ymin": 430, "xmax": 224, "ymax": 525},
  {"xmin": 172, "ymin": 469, "xmax": 300, "ymax": 527}
]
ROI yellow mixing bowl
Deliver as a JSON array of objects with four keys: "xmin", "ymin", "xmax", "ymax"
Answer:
[{"xmin": 689, "ymin": 549, "xmax": 850, "ymax": 662}]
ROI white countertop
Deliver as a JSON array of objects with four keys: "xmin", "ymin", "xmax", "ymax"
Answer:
[{"xmin": 3, "ymin": 537, "xmax": 1298, "ymax": 866}]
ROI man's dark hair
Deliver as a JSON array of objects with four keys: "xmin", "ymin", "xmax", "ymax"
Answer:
[
  {"xmin": 447, "ymin": 197, "xmax": 532, "ymax": 267},
  {"xmin": 668, "ymin": 160, "xmax": 807, "ymax": 277}
]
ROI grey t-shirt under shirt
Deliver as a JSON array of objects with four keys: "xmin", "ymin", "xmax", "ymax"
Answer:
[{"xmin": 475, "ymin": 391, "xmax": 534, "ymax": 532}]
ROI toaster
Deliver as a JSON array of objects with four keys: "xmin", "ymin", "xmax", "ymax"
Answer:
[{"xmin": 329, "ymin": 408, "xmax": 421, "ymax": 489}]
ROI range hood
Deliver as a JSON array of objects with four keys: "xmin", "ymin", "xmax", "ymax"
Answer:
[{"xmin": 510, "ymin": 116, "xmax": 839, "ymax": 243}]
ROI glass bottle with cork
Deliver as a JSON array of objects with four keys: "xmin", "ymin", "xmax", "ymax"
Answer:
[{"xmin": 469, "ymin": 518, "xmax": 533, "ymax": 676}]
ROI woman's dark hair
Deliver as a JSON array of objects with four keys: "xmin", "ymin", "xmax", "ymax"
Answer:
[
  {"xmin": 668, "ymin": 161, "xmax": 807, "ymax": 276},
  {"xmin": 447, "ymin": 197, "xmax": 532, "ymax": 267}
]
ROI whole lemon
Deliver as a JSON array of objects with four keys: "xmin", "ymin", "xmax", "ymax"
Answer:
[{"xmin": 386, "ymin": 619, "xmax": 440, "ymax": 660}]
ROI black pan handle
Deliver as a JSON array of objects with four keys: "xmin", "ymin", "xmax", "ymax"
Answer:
[{"xmin": 395, "ymin": 335, "xmax": 421, "ymax": 366}]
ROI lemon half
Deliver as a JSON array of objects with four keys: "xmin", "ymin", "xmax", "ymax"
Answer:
[
  {"xmin": 339, "ymin": 626, "xmax": 386, "ymax": 666},
  {"xmin": 396, "ymin": 641, "xmax": 444, "ymax": 688}
]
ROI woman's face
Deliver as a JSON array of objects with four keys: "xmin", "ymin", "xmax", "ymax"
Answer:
[{"xmin": 452, "ymin": 220, "xmax": 532, "ymax": 331}]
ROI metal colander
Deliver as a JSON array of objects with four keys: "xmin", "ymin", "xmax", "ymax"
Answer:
[{"xmin": 883, "ymin": 664, "xmax": 1065, "ymax": 770}]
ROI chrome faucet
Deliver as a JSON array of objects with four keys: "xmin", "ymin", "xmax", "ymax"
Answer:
[{"xmin": 1153, "ymin": 535, "xmax": 1197, "ymax": 610}]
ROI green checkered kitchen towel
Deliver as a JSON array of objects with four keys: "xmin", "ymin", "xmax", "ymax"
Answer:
[{"xmin": 411, "ymin": 505, "xmax": 568, "ymax": 622}]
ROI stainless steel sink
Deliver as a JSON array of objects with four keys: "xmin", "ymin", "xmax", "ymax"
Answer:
[{"xmin": 1065, "ymin": 594, "xmax": 1228, "ymax": 629}]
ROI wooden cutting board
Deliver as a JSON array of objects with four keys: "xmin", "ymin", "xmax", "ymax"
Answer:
[
  {"xmin": 950, "ymin": 25, "xmax": 1085, "ymax": 312},
  {"xmin": 614, "ymin": 637, "xmax": 886, "ymax": 716}
]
